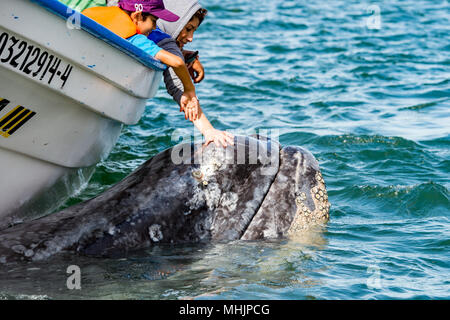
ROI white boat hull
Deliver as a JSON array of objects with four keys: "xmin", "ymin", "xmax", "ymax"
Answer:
[{"xmin": 0, "ymin": 0, "xmax": 164, "ymax": 224}]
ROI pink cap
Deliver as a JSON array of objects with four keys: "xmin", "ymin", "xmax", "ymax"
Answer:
[{"xmin": 119, "ymin": 0, "xmax": 179, "ymax": 22}]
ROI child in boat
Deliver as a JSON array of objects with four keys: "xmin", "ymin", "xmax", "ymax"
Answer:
[
  {"xmin": 82, "ymin": 0, "xmax": 199, "ymax": 121},
  {"xmin": 148, "ymin": 0, "xmax": 234, "ymax": 148}
]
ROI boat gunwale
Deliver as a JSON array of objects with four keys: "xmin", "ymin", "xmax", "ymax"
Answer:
[{"xmin": 31, "ymin": 0, "xmax": 167, "ymax": 72}]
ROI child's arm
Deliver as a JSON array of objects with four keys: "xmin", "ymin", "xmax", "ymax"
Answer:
[
  {"xmin": 126, "ymin": 34, "xmax": 198, "ymax": 120},
  {"xmin": 155, "ymin": 49, "xmax": 199, "ymax": 121},
  {"xmin": 193, "ymin": 106, "xmax": 234, "ymax": 148}
]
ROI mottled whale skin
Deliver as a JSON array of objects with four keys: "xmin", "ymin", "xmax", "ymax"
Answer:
[{"xmin": 0, "ymin": 136, "xmax": 330, "ymax": 264}]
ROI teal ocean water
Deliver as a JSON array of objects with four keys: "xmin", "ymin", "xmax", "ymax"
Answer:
[{"xmin": 1, "ymin": 0, "xmax": 449, "ymax": 299}]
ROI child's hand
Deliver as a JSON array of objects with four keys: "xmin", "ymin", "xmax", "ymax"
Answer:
[
  {"xmin": 180, "ymin": 92, "xmax": 199, "ymax": 122},
  {"xmin": 203, "ymin": 129, "xmax": 235, "ymax": 148},
  {"xmin": 184, "ymin": 99, "xmax": 199, "ymax": 122},
  {"xmin": 182, "ymin": 50, "xmax": 204, "ymax": 83},
  {"xmin": 189, "ymin": 58, "xmax": 204, "ymax": 84}
]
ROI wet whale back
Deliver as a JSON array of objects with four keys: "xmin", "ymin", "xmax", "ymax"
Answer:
[{"xmin": 0, "ymin": 137, "xmax": 281, "ymax": 263}]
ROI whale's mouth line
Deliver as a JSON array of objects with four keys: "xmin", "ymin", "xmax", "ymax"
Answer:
[{"xmin": 235, "ymin": 140, "xmax": 282, "ymax": 240}]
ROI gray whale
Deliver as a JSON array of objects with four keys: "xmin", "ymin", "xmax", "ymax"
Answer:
[{"xmin": 0, "ymin": 136, "xmax": 330, "ymax": 264}]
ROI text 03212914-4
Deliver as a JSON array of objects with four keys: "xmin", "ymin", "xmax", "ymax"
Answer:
[{"xmin": 0, "ymin": 31, "xmax": 73, "ymax": 88}]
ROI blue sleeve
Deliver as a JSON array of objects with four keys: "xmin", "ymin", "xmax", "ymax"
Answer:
[
  {"xmin": 127, "ymin": 34, "xmax": 162, "ymax": 58},
  {"xmin": 147, "ymin": 27, "xmax": 171, "ymax": 45}
]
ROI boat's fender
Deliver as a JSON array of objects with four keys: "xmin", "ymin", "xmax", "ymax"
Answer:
[{"xmin": 82, "ymin": 6, "xmax": 137, "ymax": 39}]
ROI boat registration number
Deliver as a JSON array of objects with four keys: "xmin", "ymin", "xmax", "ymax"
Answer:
[{"xmin": 0, "ymin": 31, "xmax": 73, "ymax": 89}]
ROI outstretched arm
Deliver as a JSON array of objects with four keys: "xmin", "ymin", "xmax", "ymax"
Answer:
[
  {"xmin": 154, "ymin": 50, "xmax": 199, "ymax": 121},
  {"xmin": 155, "ymin": 39, "xmax": 233, "ymax": 147},
  {"xmin": 193, "ymin": 106, "xmax": 234, "ymax": 148}
]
